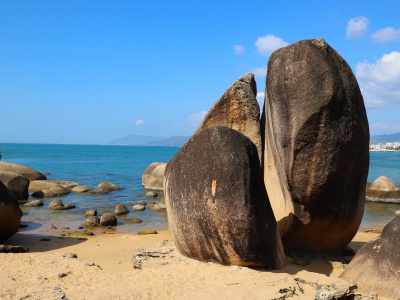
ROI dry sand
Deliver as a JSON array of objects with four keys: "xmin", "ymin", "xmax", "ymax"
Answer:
[{"xmin": 0, "ymin": 229, "xmax": 384, "ymax": 300}]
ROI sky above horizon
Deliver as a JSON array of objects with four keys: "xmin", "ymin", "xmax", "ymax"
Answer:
[{"xmin": 1, "ymin": 0, "xmax": 400, "ymax": 144}]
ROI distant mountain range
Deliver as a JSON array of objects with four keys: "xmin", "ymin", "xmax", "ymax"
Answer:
[
  {"xmin": 108, "ymin": 134, "xmax": 190, "ymax": 147},
  {"xmin": 371, "ymin": 132, "xmax": 400, "ymax": 144}
]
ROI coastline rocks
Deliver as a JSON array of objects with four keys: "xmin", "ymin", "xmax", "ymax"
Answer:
[
  {"xmin": 165, "ymin": 126, "xmax": 285, "ymax": 268},
  {"xmin": 369, "ymin": 176, "xmax": 398, "ymax": 192},
  {"xmin": 97, "ymin": 182, "xmax": 121, "ymax": 191},
  {"xmin": 142, "ymin": 162, "xmax": 163, "ymax": 186},
  {"xmin": 146, "ymin": 191, "xmax": 158, "ymax": 198},
  {"xmin": 100, "ymin": 213, "xmax": 117, "ymax": 226},
  {"xmin": 85, "ymin": 215, "xmax": 100, "ymax": 227},
  {"xmin": 0, "ymin": 171, "xmax": 30, "ymax": 200},
  {"xmin": 340, "ymin": 215, "xmax": 400, "ymax": 299},
  {"xmin": 132, "ymin": 204, "xmax": 146, "ymax": 211},
  {"xmin": 72, "ymin": 185, "xmax": 93, "ymax": 193},
  {"xmin": 29, "ymin": 180, "xmax": 74, "ymax": 198},
  {"xmin": 193, "ymin": 73, "xmax": 262, "ymax": 159},
  {"xmin": 0, "ymin": 181, "xmax": 22, "ymax": 243},
  {"xmin": 144, "ymin": 164, "xmax": 166, "ymax": 190},
  {"xmin": 123, "ymin": 218, "xmax": 142, "ymax": 224},
  {"xmin": 48, "ymin": 199, "xmax": 76, "ymax": 210},
  {"xmin": 32, "ymin": 184, "xmax": 71, "ymax": 198},
  {"xmin": 115, "ymin": 204, "xmax": 129, "ymax": 215},
  {"xmin": 0, "ymin": 161, "xmax": 46, "ymax": 181},
  {"xmin": 24, "ymin": 200, "xmax": 44, "ymax": 207},
  {"xmin": 263, "ymin": 39, "xmax": 369, "ymax": 251},
  {"xmin": 137, "ymin": 229, "xmax": 157, "ymax": 235}
]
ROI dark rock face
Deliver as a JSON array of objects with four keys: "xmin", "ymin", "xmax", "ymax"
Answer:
[
  {"xmin": 263, "ymin": 39, "xmax": 369, "ymax": 251},
  {"xmin": 194, "ymin": 73, "xmax": 262, "ymax": 159},
  {"xmin": 165, "ymin": 126, "xmax": 285, "ymax": 268},
  {"xmin": 340, "ymin": 216, "xmax": 400, "ymax": 298},
  {"xmin": 0, "ymin": 181, "xmax": 22, "ymax": 243},
  {"xmin": 0, "ymin": 161, "xmax": 46, "ymax": 181},
  {"xmin": 0, "ymin": 171, "xmax": 30, "ymax": 200}
]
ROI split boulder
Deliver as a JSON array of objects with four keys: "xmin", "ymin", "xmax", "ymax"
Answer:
[{"xmin": 165, "ymin": 126, "xmax": 285, "ymax": 268}]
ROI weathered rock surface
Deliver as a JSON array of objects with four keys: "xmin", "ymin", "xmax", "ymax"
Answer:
[
  {"xmin": 142, "ymin": 162, "xmax": 163, "ymax": 186},
  {"xmin": 263, "ymin": 38, "xmax": 369, "ymax": 251},
  {"xmin": 144, "ymin": 164, "xmax": 166, "ymax": 190},
  {"xmin": 48, "ymin": 199, "xmax": 76, "ymax": 210},
  {"xmin": 100, "ymin": 213, "xmax": 117, "ymax": 226},
  {"xmin": 165, "ymin": 126, "xmax": 285, "ymax": 268},
  {"xmin": 23, "ymin": 200, "xmax": 44, "ymax": 207},
  {"xmin": 193, "ymin": 73, "xmax": 262, "ymax": 159},
  {"xmin": 0, "ymin": 171, "xmax": 30, "ymax": 200},
  {"xmin": 72, "ymin": 185, "xmax": 93, "ymax": 193},
  {"xmin": 97, "ymin": 182, "xmax": 121, "ymax": 191},
  {"xmin": 369, "ymin": 176, "xmax": 398, "ymax": 192},
  {"xmin": 115, "ymin": 204, "xmax": 129, "ymax": 215},
  {"xmin": 85, "ymin": 209, "xmax": 97, "ymax": 218},
  {"xmin": 0, "ymin": 161, "xmax": 46, "ymax": 181},
  {"xmin": 85, "ymin": 215, "xmax": 100, "ymax": 227},
  {"xmin": 0, "ymin": 181, "xmax": 21, "ymax": 243},
  {"xmin": 132, "ymin": 204, "xmax": 146, "ymax": 211},
  {"xmin": 29, "ymin": 180, "xmax": 78, "ymax": 193},
  {"xmin": 340, "ymin": 215, "xmax": 400, "ymax": 299}
]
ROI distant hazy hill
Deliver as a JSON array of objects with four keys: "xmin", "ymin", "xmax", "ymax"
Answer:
[
  {"xmin": 371, "ymin": 132, "xmax": 400, "ymax": 144},
  {"xmin": 145, "ymin": 136, "xmax": 190, "ymax": 146},
  {"xmin": 108, "ymin": 134, "xmax": 190, "ymax": 146}
]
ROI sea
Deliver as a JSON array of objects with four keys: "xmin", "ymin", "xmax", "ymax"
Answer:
[{"xmin": 1, "ymin": 143, "xmax": 400, "ymax": 235}]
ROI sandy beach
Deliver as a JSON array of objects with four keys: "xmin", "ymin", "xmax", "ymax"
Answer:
[{"xmin": 0, "ymin": 229, "xmax": 385, "ymax": 300}]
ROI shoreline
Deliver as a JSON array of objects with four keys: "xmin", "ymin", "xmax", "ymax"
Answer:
[{"xmin": 1, "ymin": 229, "xmax": 386, "ymax": 299}]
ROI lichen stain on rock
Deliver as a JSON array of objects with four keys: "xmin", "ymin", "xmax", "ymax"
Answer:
[{"xmin": 212, "ymin": 180, "xmax": 217, "ymax": 197}]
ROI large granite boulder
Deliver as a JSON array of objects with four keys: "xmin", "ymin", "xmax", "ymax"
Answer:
[
  {"xmin": 144, "ymin": 164, "xmax": 166, "ymax": 190},
  {"xmin": 0, "ymin": 171, "xmax": 30, "ymax": 200},
  {"xmin": 0, "ymin": 162, "xmax": 46, "ymax": 181},
  {"xmin": 366, "ymin": 176, "xmax": 400, "ymax": 202},
  {"xmin": 193, "ymin": 73, "xmax": 262, "ymax": 159},
  {"xmin": 0, "ymin": 181, "xmax": 22, "ymax": 243},
  {"xmin": 165, "ymin": 126, "xmax": 285, "ymax": 268},
  {"xmin": 263, "ymin": 39, "xmax": 369, "ymax": 251},
  {"xmin": 340, "ymin": 215, "xmax": 400, "ymax": 298},
  {"xmin": 142, "ymin": 162, "xmax": 164, "ymax": 186}
]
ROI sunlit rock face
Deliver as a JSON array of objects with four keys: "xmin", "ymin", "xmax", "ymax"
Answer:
[
  {"xmin": 263, "ymin": 39, "xmax": 369, "ymax": 251},
  {"xmin": 194, "ymin": 73, "xmax": 262, "ymax": 160}
]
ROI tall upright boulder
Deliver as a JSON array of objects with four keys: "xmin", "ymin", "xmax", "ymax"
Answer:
[
  {"xmin": 165, "ymin": 126, "xmax": 285, "ymax": 268},
  {"xmin": 0, "ymin": 181, "xmax": 22, "ymax": 243},
  {"xmin": 263, "ymin": 39, "xmax": 369, "ymax": 251},
  {"xmin": 0, "ymin": 162, "xmax": 46, "ymax": 181},
  {"xmin": 194, "ymin": 73, "xmax": 262, "ymax": 159},
  {"xmin": 340, "ymin": 215, "xmax": 400, "ymax": 298}
]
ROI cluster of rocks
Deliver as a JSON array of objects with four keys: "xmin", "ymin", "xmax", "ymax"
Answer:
[
  {"xmin": 366, "ymin": 176, "xmax": 400, "ymax": 203},
  {"xmin": 164, "ymin": 39, "xmax": 370, "ymax": 269}
]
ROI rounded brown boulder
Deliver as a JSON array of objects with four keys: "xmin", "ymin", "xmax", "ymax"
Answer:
[
  {"xmin": 0, "ymin": 161, "xmax": 46, "ymax": 181},
  {"xmin": 340, "ymin": 215, "xmax": 400, "ymax": 298},
  {"xmin": 263, "ymin": 39, "xmax": 369, "ymax": 251},
  {"xmin": 165, "ymin": 126, "xmax": 285, "ymax": 268},
  {"xmin": 0, "ymin": 181, "xmax": 22, "ymax": 243},
  {"xmin": 0, "ymin": 171, "xmax": 30, "ymax": 200}
]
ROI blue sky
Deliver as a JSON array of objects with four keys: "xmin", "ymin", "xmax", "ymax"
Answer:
[{"xmin": 1, "ymin": 0, "xmax": 400, "ymax": 144}]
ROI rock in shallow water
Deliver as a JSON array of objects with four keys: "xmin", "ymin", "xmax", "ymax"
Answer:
[
  {"xmin": 263, "ymin": 38, "xmax": 369, "ymax": 251},
  {"xmin": 115, "ymin": 204, "xmax": 129, "ymax": 215},
  {"xmin": 24, "ymin": 199, "xmax": 43, "ymax": 207},
  {"xmin": 48, "ymin": 199, "xmax": 75, "ymax": 210},
  {"xmin": 165, "ymin": 126, "xmax": 285, "ymax": 268},
  {"xmin": 100, "ymin": 213, "xmax": 117, "ymax": 226}
]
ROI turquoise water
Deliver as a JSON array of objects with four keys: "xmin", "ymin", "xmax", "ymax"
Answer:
[
  {"xmin": 0, "ymin": 143, "xmax": 179, "ymax": 235},
  {"xmin": 0, "ymin": 144, "xmax": 399, "ymax": 234}
]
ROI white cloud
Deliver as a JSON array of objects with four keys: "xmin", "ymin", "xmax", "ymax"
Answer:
[
  {"xmin": 251, "ymin": 65, "xmax": 268, "ymax": 77},
  {"xmin": 371, "ymin": 27, "xmax": 400, "ymax": 42},
  {"xmin": 188, "ymin": 111, "xmax": 207, "ymax": 122},
  {"xmin": 233, "ymin": 44, "xmax": 245, "ymax": 54},
  {"xmin": 135, "ymin": 119, "xmax": 145, "ymax": 125},
  {"xmin": 256, "ymin": 92, "xmax": 265, "ymax": 108},
  {"xmin": 255, "ymin": 34, "xmax": 288, "ymax": 56},
  {"xmin": 346, "ymin": 16, "xmax": 369, "ymax": 39},
  {"xmin": 356, "ymin": 51, "xmax": 400, "ymax": 108}
]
